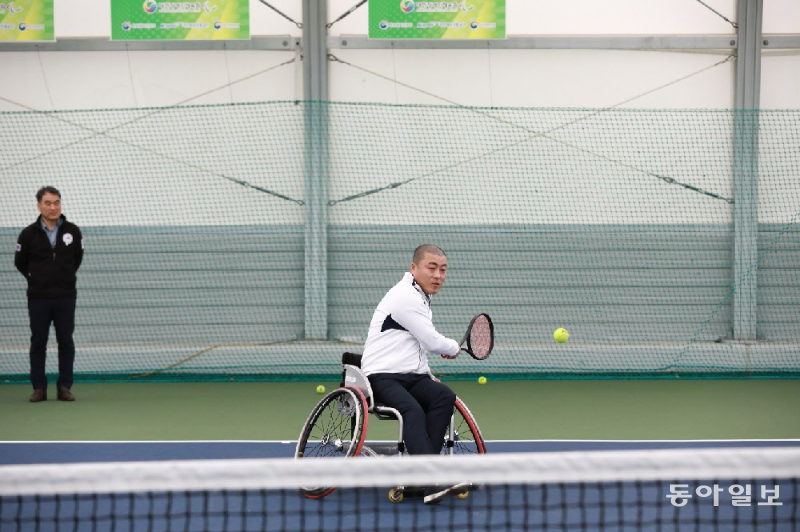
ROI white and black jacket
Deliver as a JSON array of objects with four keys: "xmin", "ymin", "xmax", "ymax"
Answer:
[{"xmin": 361, "ymin": 272, "xmax": 460, "ymax": 376}]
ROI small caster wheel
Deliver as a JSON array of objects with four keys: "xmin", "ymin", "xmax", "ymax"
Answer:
[{"xmin": 389, "ymin": 488, "xmax": 404, "ymax": 503}]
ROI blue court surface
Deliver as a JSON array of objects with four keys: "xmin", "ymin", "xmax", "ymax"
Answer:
[{"xmin": 1, "ymin": 439, "xmax": 799, "ymax": 465}]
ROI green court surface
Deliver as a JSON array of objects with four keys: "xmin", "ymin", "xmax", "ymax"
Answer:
[{"xmin": 2, "ymin": 379, "xmax": 799, "ymax": 442}]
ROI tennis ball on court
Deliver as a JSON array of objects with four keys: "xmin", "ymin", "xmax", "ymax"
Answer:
[
  {"xmin": 478, "ymin": 376, "xmax": 487, "ymax": 385},
  {"xmin": 554, "ymin": 328, "xmax": 569, "ymax": 344},
  {"xmin": 316, "ymin": 385, "xmax": 326, "ymax": 394}
]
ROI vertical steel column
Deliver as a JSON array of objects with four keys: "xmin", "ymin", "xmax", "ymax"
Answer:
[
  {"xmin": 732, "ymin": 0, "xmax": 762, "ymax": 341},
  {"xmin": 303, "ymin": 0, "xmax": 329, "ymax": 339}
]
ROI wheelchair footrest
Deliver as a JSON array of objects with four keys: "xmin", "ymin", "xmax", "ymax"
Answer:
[{"xmin": 363, "ymin": 443, "xmax": 402, "ymax": 456}]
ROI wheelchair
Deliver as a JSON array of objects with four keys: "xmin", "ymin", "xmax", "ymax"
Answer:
[{"xmin": 295, "ymin": 352, "xmax": 486, "ymax": 501}]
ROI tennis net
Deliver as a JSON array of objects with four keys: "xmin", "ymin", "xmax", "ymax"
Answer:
[{"xmin": 2, "ymin": 447, "xmax": 798, "ymax": 531}]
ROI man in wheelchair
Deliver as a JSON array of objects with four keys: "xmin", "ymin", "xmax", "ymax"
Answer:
[{"xmin": 361, "ymin": 244, "xmax": 467, "ymax": 504}]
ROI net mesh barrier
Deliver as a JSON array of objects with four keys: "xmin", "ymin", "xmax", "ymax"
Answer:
[
  {"xmin": 1, "ymin": 102, "xmax": 799, "ymax": 381},
  {"xmin": 1, "ymin": 448, "xmax": 798, "ymax": 531}
]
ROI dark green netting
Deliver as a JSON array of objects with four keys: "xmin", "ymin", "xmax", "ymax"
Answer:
[{"xmin": 1, "ymin": 102, "xmax": 798, "ymax": 381}]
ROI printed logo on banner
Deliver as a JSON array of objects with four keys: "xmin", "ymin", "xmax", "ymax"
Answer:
[
  {"xmin": 0, "ymin": 2, "xmax": 24, "ymax": 14},
  {"xmin": 0, "ymin": 0, "xmax": 55, "ymax": 41},
  {"xmin": 369, "ymin": 0, "xmax": 504, "ymax": 39},
  {"xmin": 112, "ymin": 0, "xmax": 249, "ymax": 40},
  {"xmin": 400, "ymin": 0, "xmax": 415, "ymax": 13}
]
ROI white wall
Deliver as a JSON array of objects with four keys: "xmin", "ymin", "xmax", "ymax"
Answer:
[
  {"xmin": 763, "ymin": 0, "xmax": 800, "ymax": 34},
  {"xmin": 327, "ymin": 104, "xmax": 736, "ymax": 225},
  {"xmin": 0, "ymin": 2, "xmax": 305, "ymax": 227},
  {"xmin": 0, "ymin": 1, "xmax": 797, "ymax": 229},
  {"xmin": 761, "ymin": 54, "xmax": 800, "ymax": 109},
  {"xmin": 326, "ymin": 0, "xmax": 738, "ymax": 109},
  {"xmin": 0, "ymin": 49, "xmax": 299, "ymax": 112},
  {"xmin": 759, "ymin": 2, "xmax": 800, "ymax": 224},
  {"xmin": 0, "ymin": 102, "xmax": 307, "ymax": 227},
  {"xmin": 328, "ymin": 49, "xmax": 733, "ymax": 108},
  {"xmin": 0, "ymin": 0, "xmax": 302, "ymax": 112},
  {"xmin": 328, "ymin": 0, "xmax": 737, "ymax": 36},
  {"xmin": 3, "ymin": 1, "xmax": 796, "ymax": 112},
  {"xmin": 761, "ymin": 0, "xmax": 800, "ymax": 110}
]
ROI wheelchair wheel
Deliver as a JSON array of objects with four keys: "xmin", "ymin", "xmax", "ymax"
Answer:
[
  {"xmin": 295, "ymin": 386, "xmax": 369, "ymax": 498},
  {"xmin": 442, "ymin": 397, "xmax": 486, "ymax": 455}
]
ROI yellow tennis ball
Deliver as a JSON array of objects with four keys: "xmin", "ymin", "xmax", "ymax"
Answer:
[
  {"xmin": 316, "ymin": 385, "xmax": 326, "ymax": 394},
  {"xmin": 478, "ymin": 376, "xmax": 487, "ymax": 385},
  {"xmin": 554, "ymin": 328, "xmax": 569, "ymax": 344}
]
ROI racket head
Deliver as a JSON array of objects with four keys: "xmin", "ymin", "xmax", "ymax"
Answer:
[{"xmin": 464, "ymin": 313, "xmax": 494, "ymax": 360}]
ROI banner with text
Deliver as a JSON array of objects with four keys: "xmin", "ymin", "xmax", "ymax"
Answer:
[
  {"xmin": 369, "ymin": 0, "xmax": 505, "ymax": 39},
  {"xmin": 0, "ymin": 0, "xmax": 54, "ymax": 41},
  {"xmin": 111, "ymin": 0, "xmax": 249, "ymax": 41}
]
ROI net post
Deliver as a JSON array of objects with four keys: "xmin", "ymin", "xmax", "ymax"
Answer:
[
  {"xmin": 302, "ymin": 0, "xmax": 329, "ymax": 340},
  {"xmin": 732, "ymin": 0, "xmax": 763, "ymax": 342}
]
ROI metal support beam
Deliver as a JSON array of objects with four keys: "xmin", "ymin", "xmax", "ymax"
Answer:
[
  {"xmin": 329, "ymin": 35, "xmax": 738, "ymax": 50},
  {"xmin": 0, "ymin": 36, "xmax": 299, "ymax": 52},
  {"xmin": 760, "ymin": 35, "xmax": 800, "ymax": 49},
  {"xmin": 732, "ymin": 0, "xmax": 763, "ymax": 341},
  {"xmin": 302, "ymin": 0, "xmax": 329, "ymax": 339},
  {"xmin": 2, "ymin": 34, "xmax": 768, "ymax": 53}
]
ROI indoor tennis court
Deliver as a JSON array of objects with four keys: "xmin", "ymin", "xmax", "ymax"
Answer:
[{"xmin": 2, "ymin": 1, "xmax": 799, "ymax": 530}]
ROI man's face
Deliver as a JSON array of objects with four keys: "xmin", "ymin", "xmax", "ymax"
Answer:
[
  {"xmin": 37, "ymin": 192, "xmax": 61, "ymax": 224},
  {"xmin": 410, "ymin": 253, "xmax": 448, "ymax": 295}
]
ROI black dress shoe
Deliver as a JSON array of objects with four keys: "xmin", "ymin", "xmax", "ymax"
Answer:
[
  {"xmin": 57, "ymin": 387, "xmax": 75, "ymax": 402},
  {"xmin": 29, "ymin": 389, "xmax": 47, "ymax": 402}
]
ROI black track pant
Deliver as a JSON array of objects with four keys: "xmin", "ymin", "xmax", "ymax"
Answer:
[
  {"xmin": 28, "ymin": 297, "xmax": 76, "ymax": 390},
  {"xmin": 368, "ymin": 373, "xmax": 456, "ymax": 455}
]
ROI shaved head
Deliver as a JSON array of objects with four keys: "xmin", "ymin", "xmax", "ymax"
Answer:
[
  {"xmin": 413, "ymin": 244, "xmax": 446, "ymax": 265},
  {"xmin": 410, "ymin": 245, "xmax": 448, "ymax": 295}
]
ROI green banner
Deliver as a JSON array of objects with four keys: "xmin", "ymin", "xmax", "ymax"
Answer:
[
  {"xmin": 369, "ymin": 0, "xmax": 505, "ymax": 39},
  {"xmin": 111, "ymin": 0, "xmax": 249, "ymax": 41},
  {"xmin": 0, "ymin": 0, "xmax": 54, "ymax": 41}
]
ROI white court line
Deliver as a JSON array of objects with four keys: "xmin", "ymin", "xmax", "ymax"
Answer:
[{"xmin": 2, "ymin": 439, "xmax": 799, "ymax": 444}]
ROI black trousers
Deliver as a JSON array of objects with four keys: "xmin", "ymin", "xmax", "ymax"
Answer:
[
  {"xmin": 368, "ymin": 373, "xmax": 456, "ymax": 455},
  {"xmin": 28, "ymin": 297, "xmax": 76, "ymax": 390}
]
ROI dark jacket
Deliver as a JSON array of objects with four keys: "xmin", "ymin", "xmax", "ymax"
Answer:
[{"xmin": 15, "ymin": 215, "xmax": 84, "ymax": 298}]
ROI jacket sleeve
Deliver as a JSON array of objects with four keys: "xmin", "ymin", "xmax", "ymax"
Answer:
[
  {"xmin": 74, "ymin": 226, "xmax": 84, "ymax": 271},
  {"xmin": 391, "ymin": 294, "xmax": 460, "ymax": 356},
  {"xmin": 14, "ymin": 229, "xmax": 29, "ymax": 277}
]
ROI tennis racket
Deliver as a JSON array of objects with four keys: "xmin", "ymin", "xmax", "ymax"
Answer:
[{"xmin": 459, "ymin": 313, "xmax": 494, "ymax": 360}]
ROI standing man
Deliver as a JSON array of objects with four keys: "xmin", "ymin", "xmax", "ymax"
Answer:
[
  {"xmin": 15, "ymin": 187, "xmax": 83, "ymax": 402},
  {"xmin": 361, "ymin": 244, "xmax": 465, "ymax": 504}
]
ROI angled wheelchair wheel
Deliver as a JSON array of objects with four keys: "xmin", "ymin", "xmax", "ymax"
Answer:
[
  {"xmin": 295, "ymin": 386, "xmax": 369, "ymax": 498},
  {"xmin": 443, "ymin": 397, "xmax": 486, "ymax": 455}
]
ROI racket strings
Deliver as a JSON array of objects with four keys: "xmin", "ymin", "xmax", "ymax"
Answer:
[{"xmin": 468, "ymin": 316, "xmax": 493, "ymax": 358}]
